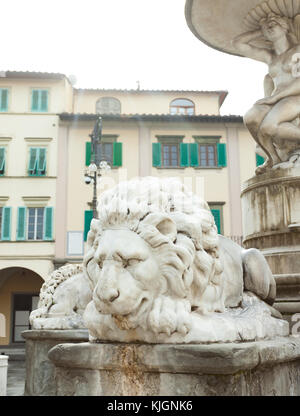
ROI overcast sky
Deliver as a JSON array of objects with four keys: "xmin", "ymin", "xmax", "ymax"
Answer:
[{"xmin": 2, "ymin": 0, "xmax": 268, "ymax": 115}]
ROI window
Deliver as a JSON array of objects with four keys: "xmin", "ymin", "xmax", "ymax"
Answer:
[
  {"xmin": 27, "ymin": 207, "xmax": 45, "ymax": 240},
  {"xmin": 12, "ymin": 294, "xmax": 39, "ymax": 342},
  {"xmin": 256, "ymin": 153, "xmax": 265, "ymax": 167},
  {"xmin": 85, "ymin": 138, "xmax": 122, "ymax": 167},
  {"xmin": 153, "ymin": 136, "xmax": 185, "ymax": 168},
  {"xmin": 191, "ymin": 137, "xmax": 227, "ymax": 168},
  {"xmin": 0, "ymin": 147, "xmax": 5, "ymax": 175},
  {"xmin": 170, "ymin": 98, "xmax": 195, "ymax": 115},
  {"xmin": 31, "ymin": 89, "xmax": 48, "ymax": 112},
  {"xmin": 199, "ymin": 144, "xmax": 217, "ymax": 167},
  {"xmin": 208, "ymin": 203, "xmax": 224, "ymax": 235},
  {"xmin": 0, "ymin": 206, "xmax": 11, "ymax": 241},
  {"xmin": 16, "ymin": 206, "xmax": 53, "ymax": 241},
  {"xmin": 162, "ymin": 143, "xmax": 179, "ymax": 167},
  {"xmin": 96, "ymin": 97, "xmax": 121, "ymax": 114},
  {"xmin": 0, "ymin": 88, "xmax": 8, "ymax": 112},
  {"xmin": 84, "ymin": 210, "xmax": 93, "ymax": 241},
  {"xmin": 28, "ymin": 147, "xmax": 46, "ymax": 176},
  {"xmin": 98, "ymin": 142, "xmax": 113, "ymax": 166},
  {"xmin": 153, "ymin": 137, "xmax": 226, "ymax": 169}
]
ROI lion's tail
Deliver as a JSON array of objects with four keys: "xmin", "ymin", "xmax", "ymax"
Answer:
[{"xmin": 242, "ymin": 248, "xmax": 276, "ymax": 305}]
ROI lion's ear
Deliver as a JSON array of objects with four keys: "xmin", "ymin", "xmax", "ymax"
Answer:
[{"xmin": 144, "ymin": 213, "xmax": 177, "ymax": 242}]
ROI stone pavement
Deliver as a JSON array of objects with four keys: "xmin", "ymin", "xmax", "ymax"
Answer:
[
  {"xmin": 0, "ymin": 348, "xmax": 25, "ymax": 396},
  {"xmin": 6, "ymin": 360, "xmax": 25, "ymax": 396}
]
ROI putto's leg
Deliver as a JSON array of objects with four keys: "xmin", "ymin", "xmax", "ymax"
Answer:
[
  {"xmin": 256, "ymin": 97, "xmax": 300, "ymax": 173},
  {"xmin": 244, "ymin": 103, "xmax": 271, "ymax": 142}
]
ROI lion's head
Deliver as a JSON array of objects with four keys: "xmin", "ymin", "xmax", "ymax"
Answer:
[{"xmin": 83, "ymin": 177, "xmax": 224, "ymax": 337}]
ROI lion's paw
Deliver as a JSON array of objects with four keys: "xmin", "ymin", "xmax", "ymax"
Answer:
[{"xmin": 148, "ymin": 296, "xmax": 192, "ymax": 336}]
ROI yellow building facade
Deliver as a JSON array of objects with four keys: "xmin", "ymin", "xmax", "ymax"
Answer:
[{"xmin": 0, "ymin": 72, "xmax": 258, "ymax": 346}]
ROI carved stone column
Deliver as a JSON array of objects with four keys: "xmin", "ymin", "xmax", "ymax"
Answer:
[{"xmin": 241, "ymin": 167, "xmax": 300, "ymax": 321}]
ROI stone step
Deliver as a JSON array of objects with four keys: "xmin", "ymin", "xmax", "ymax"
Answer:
[
  {"xmin": 0, "ymin": 348, "xmax": 25, "ymax": 361},
  {"xmin": 273, "ymin": 301, "xmax": 300, "ymax": 314},
  {"xmin": 274, "ymin": 274, "xmax": 300, "ymax": 285}
]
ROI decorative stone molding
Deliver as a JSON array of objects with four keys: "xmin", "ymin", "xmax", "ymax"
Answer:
[{"xmin": 22, "ymin": 196, "xmax": 51, "ymax": 207}]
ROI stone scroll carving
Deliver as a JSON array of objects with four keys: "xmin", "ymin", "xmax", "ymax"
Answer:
[
  {"xmin": 82, "ymin": 177, "xmax": 288, "ymax": 343},
  {"xmin": 233, "ymin": 1, "xmax": 300, "ymax": 174}
]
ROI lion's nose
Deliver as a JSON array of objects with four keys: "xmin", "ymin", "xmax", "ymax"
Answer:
[{"xmin": 100, "ymin": 288, "xmax": 120, "ymax": 303}]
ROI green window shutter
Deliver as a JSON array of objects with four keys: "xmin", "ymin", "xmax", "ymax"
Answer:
[
  {"xmin": 41, "ymin": 90, "xmax": 48, "ymax": 112},
  {"xmin": 256, "ymin": 153, "xmax": 265, "ymax": 167},
  {"xmin": 85, "ymin": 142, "xmax": 91, "ymax": 166},
  {"xmin": 152, "ymin": 143, "xmax": 161, "ymax": 167},
  {"xmin": 113, "ymin": 142, "xmax": 122, "ymax": 167},
  {"xmin": 28, "ymin": 148, "xmax": 38, "ymax": 175},
  {"xmin": 180, "ymin": 143, "xmax": 189, "ymax": 167},
  {"xmin": 37, "ymin": 148, "xmax": 46, "ymax": 175},
  {"xmin": 17, "ymin": 207, "xmax": 26, "ymax": 240},
  {"xmin": 189, "ymin": 143, "xmax": 199, "ymax": 167},
  {"xmin": 0, "ymin": 147, "xmax": 5, "ymax": 175},
  {"xmin": 1, "ymin": 207, "xmax": 11, "ymax": 241},
  {"xmin": 0, "ymin": 89, "xmax": 8, "ymax": 111},
  {"xmin": 211, "ymin": 209, "xmax": 221, "ymax": 234},
  {"xmin": 84, "ymin": 210, "xmax": 93, "ymax": 241},
  {"xmin": 43, "ymin": 207, "xmax": 53, "ymax": 240},
  {"xmin": 217, "ymin": 143, "xmax": 227, "ymax": 167},
  {"xmin": 31, "ymin": 90, "xmax": 39, "ymax": 111}
]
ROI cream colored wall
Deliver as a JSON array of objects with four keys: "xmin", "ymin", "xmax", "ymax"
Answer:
[
  {"xmin": 0, "ymin": 78, "xmax": 71, "ymax": 114},
  {"xmin": 74, "ymin": 91, "xmax": 221, "ymax": 115},
  {"xmin": 150, "ymin": 123, "xmax": 230, "ymax": 235},
  {"xmin": 0, "ymin": 114, "xmax": 58, "ymax": 177},
  {"xmin": 0, "ymin": 113, "xmax": 57, "ymax": 280},
  {"xmin": 0, "ymin": 269, "xmax": 43, "ymax": 345},
  {"xmin": 238, "ymin": 127, "xmax": 257, "ymax": 184},
  {"xmin": 66, "ymin": 121, "xmax": 139, "ymax": 234}
]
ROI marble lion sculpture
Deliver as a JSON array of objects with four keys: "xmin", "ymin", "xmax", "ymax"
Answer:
[
  {"xmin": 82, "ymin": 177, "xmax": 288, "ymax": 343},
  {"xmin": 30, "ymin": 177, "xmax": 288, "ymax": 342}
]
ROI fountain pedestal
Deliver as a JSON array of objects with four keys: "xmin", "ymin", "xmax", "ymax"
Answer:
[
  {"xmin": 48, "ymin": 337, "xmax": 300, "ymax": 396},
  {"xmin": 22, "ymin": 329, "xmax": 88, "ymax": 396},
  {"xmin": 241, "ymin": 167, "xmax": 300, "ymax": 323}
]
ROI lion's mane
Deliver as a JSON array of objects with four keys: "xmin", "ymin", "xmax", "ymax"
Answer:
[{"xmin": 84, "ymin": 177, "xmax": 225, "ymax": 320}]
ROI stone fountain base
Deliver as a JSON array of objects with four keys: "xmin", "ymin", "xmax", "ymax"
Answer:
[
  {"xmin": 48, "ymin": 336, "xmax": 300, "ymax": 396},
  {"xmin": 241, "ymin": 167, "xmax": 300, "ymax": 322},
  {"xmin": 22, "ymin": 329, "xmax": 89, "ymax": 396}
]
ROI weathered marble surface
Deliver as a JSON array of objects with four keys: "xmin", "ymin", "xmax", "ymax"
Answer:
[
  {"xmin": 185, "ymin": 0, "xmax": 300, "ymax": 56},
  {"xmin": 22, "ymin": 329, "xmax": 88, "ymax": 396},
  {"xmin": 241, "ymin": 166, "xmax": 300, "ymax": 318},
  {"xmin": 186, "ymin": 0, "xmax": 300, "ymax": 173},
  {"xmin": 0, "ymin": 355, "xmax": 8, "ymax": 396},
  {"xmin": 48, "ymin": 336, "xmax": 300, "ymax": 396}
]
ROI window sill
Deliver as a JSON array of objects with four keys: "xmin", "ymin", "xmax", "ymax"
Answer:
[
  {"xmin": 0, "ymin": 240, "xmax": 55, "ymax": 243},
  {"xmin": 193, "ymin": 167, "xmax": 223, "ymax": 170},
  {"xmin": 155, "ymin": 167, "xmax": 185, "ymax": 170}
]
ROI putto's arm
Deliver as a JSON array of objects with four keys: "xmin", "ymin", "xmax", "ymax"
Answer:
[
  {"xmin": 258, "ymin": 77, "xmax": 300, "ymax": 105},
  {"xmin": 232, "ymin": 30, "xmax": 272, "ymax": 64},
  {"xmin": 264, "ymin": 74, "xmax": 275, "ymax": 97}
]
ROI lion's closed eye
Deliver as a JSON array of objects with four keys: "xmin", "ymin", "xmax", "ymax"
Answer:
[{"xmin": 126, "ymin": 259, "xmax": 141, "ymax": 267}]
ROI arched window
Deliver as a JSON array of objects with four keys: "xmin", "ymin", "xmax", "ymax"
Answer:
[
  {"xmin": 96, "ymin": 97, "xmax": 121, "ymax": 114},
  {"xmin": 170, "ymin": 98, "xmax": 195, "ymax": 115}
]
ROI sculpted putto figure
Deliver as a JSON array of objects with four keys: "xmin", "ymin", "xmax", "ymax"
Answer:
[
  {"xmin": 82, "ymin": 177, "xmax": 288, "ymax": 343},
  {"xmin": 234, "ymin": 12, "xmax": 300, "ymax": 174}
]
